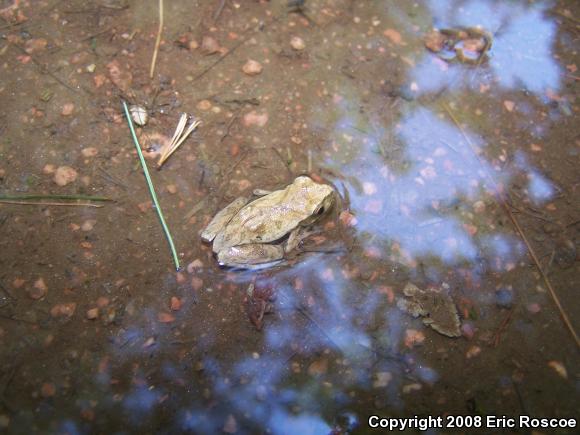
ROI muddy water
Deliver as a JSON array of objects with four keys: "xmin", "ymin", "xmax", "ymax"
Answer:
[{"xmin": 0, "ymin": 0, "xmax": 579, "ymax": 433}]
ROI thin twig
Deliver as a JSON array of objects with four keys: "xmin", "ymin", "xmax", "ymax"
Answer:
[
  {"xmin": 552, "ymin": 9, "xmax": 580, "ymax": 25},
  {"xmin": 492, "ymin": 306, "xmax": 515, "ymax": 347},
  {"xmin": 508, "ymin": 203, "xmax": 553, "ymax": 223},
  {"xmin": 9, "ymin": 43, "xmax": 78, "ymax": 93},
  {"xmin": 444, "ymin": 103, "xmax": 580, "ymax": 349},
  {"xmin": 192, "ymin": 15, "xmax": 281, "ymax": 82},
  {"xmin": 213, "ymin": 0, "xmax": 227, "ymax": 22},
  {"xmin": 192, "ymin": 37, "xmax": 246, "ymax": 82},
  {"xmin": 0, "ymin": 282, "xmax": 16, "ymax": 300},
  {"xmin": 97, "ymin": 166, "xmax": 128, "ymax": 189},
  {"xmin": 0, "ymin": 194, "xmax": 112, "ymax": 201},
  {"xmin": 220, "ymin": 112, "xmax": 239, "ymax": 143},
  {"xmin": 149, "ymin": 0, "xmax": 164, "ymax": 78},
  {"xmin": 0, "ymin": 200, "xmax": 103, "ymax": 208},
  {"xmin": 122, "ymin": 101, "xmax": 180, "ymax": 271}
]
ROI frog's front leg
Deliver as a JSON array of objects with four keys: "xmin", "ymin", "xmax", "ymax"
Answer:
[
  {"xmin": 201, "ymin": 197, "xmax": 249, "ymax": 243},
  {"xmin": 252, "ymin": 188, "xmax": 273, "ymax": 197},
  {"xmin": 217, "ymin": 244, "xmax": 284, "ymax": 269},
  {"xmin": 284, "ymin": 227, "xmax": 315, "ymax": 253}
]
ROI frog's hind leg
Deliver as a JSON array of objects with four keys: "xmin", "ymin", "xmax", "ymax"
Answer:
[
  {"xmin": 201, "ymin": 197, "xmax": 249, "ymax": 243},
  {"xmin": 217, "ymin": 244, "xmax": 284, "ymax": 269}
]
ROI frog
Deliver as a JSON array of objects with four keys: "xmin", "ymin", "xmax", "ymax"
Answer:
[
  {"xmin": 397, "ymin": 283, "xmax": 461, "ymax": 337},
  {"xmin": 201, "ymin": 176, "xmax": 336, "ymax": 269}
]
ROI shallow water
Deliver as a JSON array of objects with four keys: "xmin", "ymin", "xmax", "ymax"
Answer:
[{"xmin": 0, "ymin": 0, "xmax": 579, "ymax": 433}]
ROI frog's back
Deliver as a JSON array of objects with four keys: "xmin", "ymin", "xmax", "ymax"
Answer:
[
  {"xmin": 212, "ymin": 176, "xmax": 334, "ymax": 252},
  {"xmin": 218, "ymin": 194, "xmax": 307, "ymax": 248}
]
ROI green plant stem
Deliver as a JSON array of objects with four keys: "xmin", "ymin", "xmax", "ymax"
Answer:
[
  {"xmin": 122, "ymin": 101, "xmax": 180, "ymax": 271},
  {"xmin": 0, "ymin": 194, "xmax": 112, "ymax": 201}
]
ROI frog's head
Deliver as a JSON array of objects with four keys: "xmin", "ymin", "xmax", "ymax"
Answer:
[{"xmin": 295, "ymin": 176, "xmax": 336, "ymax": 223}]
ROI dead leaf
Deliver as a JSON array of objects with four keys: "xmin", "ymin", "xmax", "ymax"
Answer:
[{"xmin": 547, "ymin": 360, "xmax": 567, "ymax": 379}]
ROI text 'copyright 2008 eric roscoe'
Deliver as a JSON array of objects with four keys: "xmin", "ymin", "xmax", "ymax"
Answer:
[{"xmin": 368, "ymin": 415, "xmax": 578, "ymax": 431}]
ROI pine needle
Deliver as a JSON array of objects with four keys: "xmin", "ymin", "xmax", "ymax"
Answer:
[
  {"xmin": 149, "ymin": 0, "xmax": 164, "ymax": 78},
  {"xmin": 158, "ymin": 115, "xmax": 200, "ymax": 168},
  {"xmin": 122, "ymin": 100, "xmax": 180, "ymax": 270}
]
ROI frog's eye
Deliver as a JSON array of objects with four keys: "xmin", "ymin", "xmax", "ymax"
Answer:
[{"xmin": 316, "ymin": 206, "xmax": 325, "ymax": 215}]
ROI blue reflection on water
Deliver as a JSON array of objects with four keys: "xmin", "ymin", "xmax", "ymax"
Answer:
[
  {"xmin": 269, "ymin": 410, "xmax": 331, "ymax": 435},
  {"xmin": 491, "ymin": 8, "xmax": 560, "ymax": 95}
]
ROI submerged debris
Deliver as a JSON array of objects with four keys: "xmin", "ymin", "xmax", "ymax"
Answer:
[
  {"xmin": 245, "ymin": 283, "xmax": 275, "ymax": 331},
  {"xmin": 397, "ymin": 283, "xmax": 461, "ymax": 337},
  {"xmin": 423, "ymin": 27, "xmax": 492, "ymax": 65}
]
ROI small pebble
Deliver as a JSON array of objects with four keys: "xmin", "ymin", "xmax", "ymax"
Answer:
[
  {"xmin": 242, "ymin": 59, "xmax": 263, "ymax": 76},
  {"xmin": 307, "ymin": 359, "xmax": 328, "ymax": 376},
  {"xmin": 166, "ymin": 184, "xmax": 177, "ymax": 194},
  {"xmin": 405, "ymin": 329, "xmax": 425, "ymax": 347},
  {"xmin": 28, "ymin": 278, "xmax": 48, "ymax": 300},
  {"xmin": 61, "ymin": 103, "xmax": 75, "ymax": 116},
  {"xmin": 96, "ymin": 296, "xmax": 110, "ymax": 308},
  {"xmin": 158, "ymin": 312, "xmax": 175, "ymax": 323},
  {"xmin": 495, "ymin": 288, "xmax": 513, "ymax": 308},
  {"xmin": 86, "ymin": 308, "xmax": 99, "ymax": 320},
  {"xmin": 81, "ymin": 147, "xmax": 98, "ymax": 158},
  {"xmin": 473, "ymin": 200, "xmax": 486, "ymax": 213},
  {"xmin": 191, "ymin": 276, "xmax": 203, "ymax": 291},
  {"xmin": 466, "ymin": 345, "xmax": 481, "ymax": 359},
  {"xmin": 81, "ymin": 220, "xmax": 96, "ymax": 231},
  {"xmin": 363, "ymin": 182, "xmax": 377, "ymax": 195},
  {"xmin": 201, "ymin": 36, "xmax": 220, "ymax": 54},
  {"xmin": 461, "ymin": 323, "xmax": 475, "ymax": 339},
  {"xmin": 243, "ymin": 110, "xmax": 268, "ymax": 127},
  {"xmin": 141, "ymin": 337, "xmax": 156, "ymax": 348},
  {"xmin": 372, "ymin": 372, "xmax": 392, "ymax": 388},
  {"xmin": 53, "ymin": 166, "xmax": 78, "ymax": 186},
  {"xmin": 41, "ymin": 382, "xmax": 56, "ymax": 398},
  {"xmin": 129, "ymin": 105, "xmax": 148, "ymax": 126},
  {"xmin": 42, "ymin": 164, "xmax": 55, "ymax": 174},
  {"xmin": 196, "ymin": 100, "xmax": 212, "ymax": 111},
  {"xmin": 170, "ymin": 296, "xmax": 182, "ymax": 311},
  {"xmin": 223, "ymin": 415, "xmax": 237, "ymax": 434},
  {"xmin": 50, "ymin": 303, "xmax": 77, "ymax": 318},
  {"xmin": 402, "ymin": 383, "xmax": 422, "ymax": 394},
  {"xmin": 290, "ymin": 36, "xmax": 305, "ymax": 50}
]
